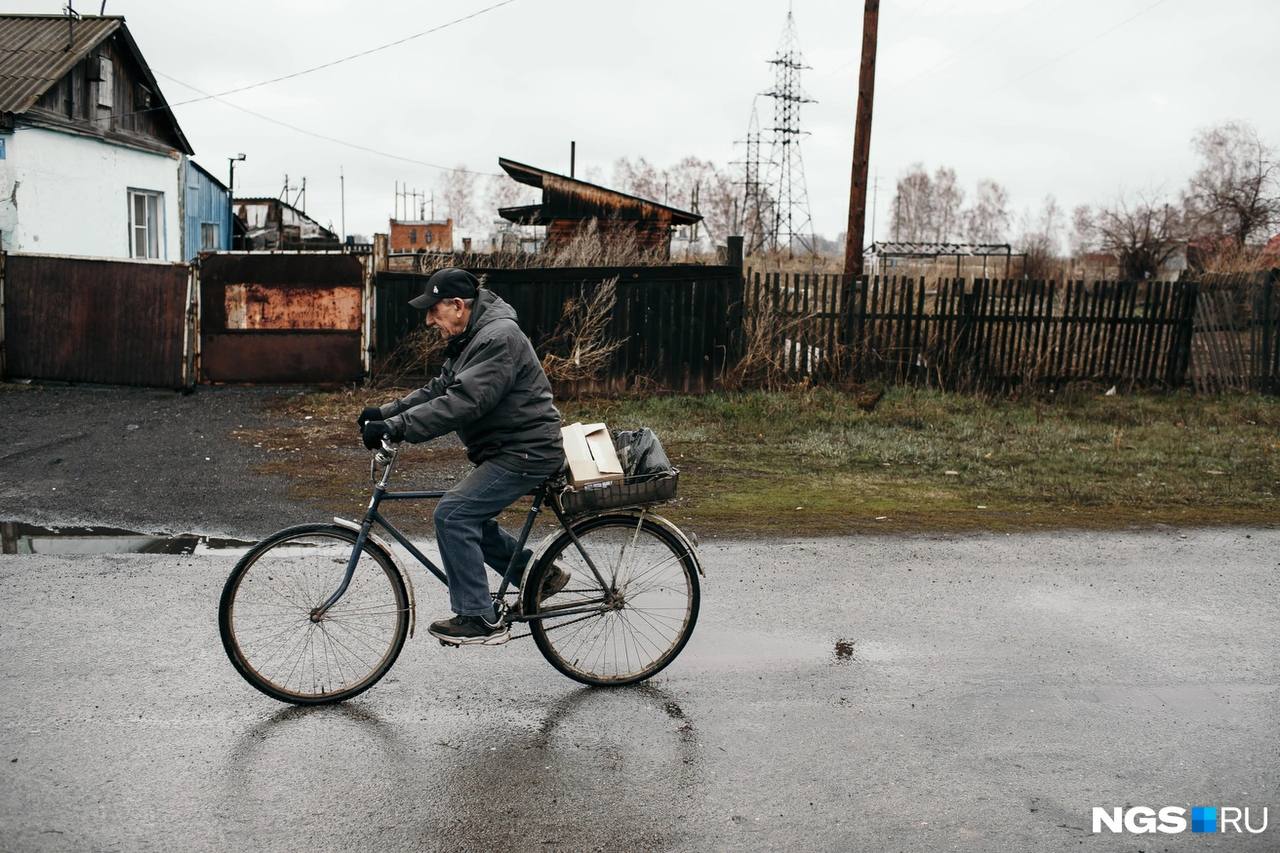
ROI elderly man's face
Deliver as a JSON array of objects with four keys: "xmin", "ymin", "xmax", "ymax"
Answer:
[{"xmin": 426, "ymin": 298, "xmax": 470, "ymax": 337}]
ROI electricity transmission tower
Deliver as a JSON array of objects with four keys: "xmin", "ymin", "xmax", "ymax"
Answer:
[
  {"xmin": 760, "ymin": 7, "xmax": 816, "ymax": 257},
  {"xmin": 734, "ymin": 100, "xmax": 770, "ymax": 254}
]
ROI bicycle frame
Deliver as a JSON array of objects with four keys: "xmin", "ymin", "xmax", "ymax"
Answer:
[{"xmin": 310, "ymin": 440, "xmax": 618, "ymax": 626}]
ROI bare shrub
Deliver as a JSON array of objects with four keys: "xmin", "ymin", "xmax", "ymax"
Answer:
[
  {"xmin": 724, "ymin": 290, "xmax": 811, "ymax": 391},
  {"xmin": 1197, "ymin": 241, "xmax": 1273, "ymax": 276},
  {"xmin": 372, "ymin": 323, "xmax": 447, "ymax": 389},
  {"xmin": 539, "ymin": 277, "xmax": 625, "ymax": 384}
]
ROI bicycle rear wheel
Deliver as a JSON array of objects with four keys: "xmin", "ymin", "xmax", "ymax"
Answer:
[
  {"xmin": 525, "ymin": 514, "xmax": 699, "ymax": 686},
  {"xmin": 219, "ymin": 524, "xmax": 409, "ymax": 705}
]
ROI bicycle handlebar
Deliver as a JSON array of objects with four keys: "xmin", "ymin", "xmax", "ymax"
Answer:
[{"xmin": 370, "ymin": 436, "xmax": 400, "ymax": 482}]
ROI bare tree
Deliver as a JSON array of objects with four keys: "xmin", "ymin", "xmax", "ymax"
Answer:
[
  {"xmin": 889, "ymin": 163, "xmax": 932, "ymax": 241},
  {"xmin": 1183, "ymin": 121, "xmax": 1280, "ymax": 246},
  {"xmin": 612, "ymin": 156, "xmax": 666, "ymax": 202},
  {"xmin": 1068, "ymin": 204, "xmax": 1094, "ymax": 258},
  {"xmin": 486, "ymin": 173, "xmax": 536, "ymax": 214},
  {"xmin": 1079, "ymin": 195, "xmax": 1185, "ymax": 281},
  {"xmin": 931, "ymin": 167, "xmax": 964, "ymax": 242},
  {"xmin": 610, "ymin": 156, "xmax": 740, "ymax": 249},
  {"xmin": 963, "ymin": 179, "xmax": 1011, "ymax": 244},
  {"xmin": 437, "ymin": 165, "xmax": 478, "ymax": 230},
  {"xmin": 1018, "ymin": 196, "xmax": 1064, "ymax": 279},
  {"xmin": 889, "ymin": 164, "xmax": 965, "ymax": 243}
]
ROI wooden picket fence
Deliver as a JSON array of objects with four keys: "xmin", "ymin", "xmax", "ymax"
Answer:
[{"xmin": 746, "ymin": 271, "xmax": 1217, "ymax": 392}]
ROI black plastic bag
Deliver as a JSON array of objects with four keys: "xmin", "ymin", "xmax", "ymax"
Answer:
[{"xmin": 613, "ymin": 428, "xmax": 672, "ymax": 478}]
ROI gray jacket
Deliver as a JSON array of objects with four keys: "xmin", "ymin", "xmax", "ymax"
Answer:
[{"xmin": 380, "ymin": 290, "xmax": 564, "ymax": 475}]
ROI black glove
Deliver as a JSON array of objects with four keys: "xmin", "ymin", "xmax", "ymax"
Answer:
[
  {"xmin": 362, "ymin": 419, "xmax": 402, "ymax": 450},
  {"xmin": 357, "ymin": 406, "xmax": 383, "ymax": 430}
]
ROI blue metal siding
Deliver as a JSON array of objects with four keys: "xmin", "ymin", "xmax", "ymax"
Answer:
[{"xmin": 181, "ymin": 160, "xmax": 230, "ymax": 260}]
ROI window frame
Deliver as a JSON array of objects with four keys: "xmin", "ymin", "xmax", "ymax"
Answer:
[{"xmin": 127, "ymin": 188, "xmax": 165, "ymax": 259}]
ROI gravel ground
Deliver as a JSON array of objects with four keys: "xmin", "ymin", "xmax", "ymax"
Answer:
[{"xmin": 0, "ymin": 383, "xmax": 470, "ymax": 538}]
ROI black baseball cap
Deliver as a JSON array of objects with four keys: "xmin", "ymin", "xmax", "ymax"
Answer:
[{"xmin": 409, "ymin": 268, "xmax": 480, "ymax": 310}]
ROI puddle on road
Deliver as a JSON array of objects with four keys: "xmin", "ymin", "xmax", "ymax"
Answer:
[{"xmin": 0, "ymin": 521, "xmax": 254, "ymax": 556}]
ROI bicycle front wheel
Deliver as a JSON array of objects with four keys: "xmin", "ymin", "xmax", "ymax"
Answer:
[
  {"xmin": 219, "ymin": 524, "xmax": 410, "ymax": 705},
  {"xmin": 525, "ymin": 514, "xmax": 700, "ymax": 686}
]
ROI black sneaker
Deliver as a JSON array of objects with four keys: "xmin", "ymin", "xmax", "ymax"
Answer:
[
  {"xmin": 541, "ymin": 564, "xmax": 572, "ymax": 598},
  {"xmin": 428, "ymin": 613, "xmax": 510, "ymax": 646}
]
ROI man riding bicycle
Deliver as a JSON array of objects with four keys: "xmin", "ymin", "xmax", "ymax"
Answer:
[{"xmin": 357, "ymin": 268, "xmax": 569, "ymax": 646}]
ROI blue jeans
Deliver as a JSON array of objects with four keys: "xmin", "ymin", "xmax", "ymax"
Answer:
[{"xmin": 433, "ymin": 461, "xmax": 551, "ymax": 618}]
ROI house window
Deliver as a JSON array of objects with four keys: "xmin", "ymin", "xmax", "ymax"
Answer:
[
  {"xmin": 97, "ymin": 56, "xmax": 113, "ymax": 108},
  {"xmin": 409, "ymin": 228, "xmax": 417, "ymax": 244},
  {"xmin": 128, "ymin": 189, "xmax": 164, "ymax": 259},
  {"xmin": 201, "ymin": 222, "xmax": 220, "ymax": 250},
  {"xmin": 424, "ymin": 229, "xmax": 433, "ymax": 245}
]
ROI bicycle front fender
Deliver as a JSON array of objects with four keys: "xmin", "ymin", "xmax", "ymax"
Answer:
[{"xmin": 332, "ymin": 517, "xmax": 418, "ymax": 639}]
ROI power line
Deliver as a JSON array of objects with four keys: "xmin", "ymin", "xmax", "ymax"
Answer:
[
  {"xmin": 114, "ymin": 0, "xmax": 521, "ymax": 121},
  {"xmin": 986, "ymin": 0, "xmax": 1175, "ymax": 96},
  {"xmin": 157, "ymin": 72, "xmax": 501, "ymax": 177},
  {"xmin": 169, "ymin": 0, "xmax": 520, "ymax": 107}
]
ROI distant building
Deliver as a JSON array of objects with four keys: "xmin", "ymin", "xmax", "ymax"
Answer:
[
  {"xmin": 495, "ymin": 157, "xmax": 700, "ymax": 257},
  {"xmin": 0, "ymin": 13, "xmax": 195, "ymax": 259},
  {"xmin": 182, "ymin": 159, "xmax": 231, "ymax": 259},
  {"xmin": 234, "ymin": 197, "xmax": 339, "ymax": 251},
  {"xmin": 389, "ymin": 218, "xmax": 452, "ymax": 252}
]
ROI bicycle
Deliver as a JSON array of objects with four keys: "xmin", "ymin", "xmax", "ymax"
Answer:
[{"xmin": 218, "ymin": 438, "xmax": 703, "ymax": 705}]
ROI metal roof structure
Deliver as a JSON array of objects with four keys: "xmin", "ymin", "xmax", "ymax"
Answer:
[
  {"xmin": 0, "ymin": 13, "xmax": 191, "ymax": 153},
  {"xmin": 864, "ymin": 241, "xmax": 1016, "ymax": 258},
  {"xmin": 496, "ymin": 157, "xmax": 701, "ymax": 226}
]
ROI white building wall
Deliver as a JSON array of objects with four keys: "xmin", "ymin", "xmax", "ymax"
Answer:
[{"xmin": 0, "ymin": 125, "xmax": 182, "ymax": 260}]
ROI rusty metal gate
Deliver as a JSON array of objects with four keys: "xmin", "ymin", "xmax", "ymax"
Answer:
[
  {"xmin": 1, "ymin": 253, "xmax": 191, "ymax": 388},
  {"xmin": 198, "ymin": 253, "xmax": 366, "ymax": 383}
]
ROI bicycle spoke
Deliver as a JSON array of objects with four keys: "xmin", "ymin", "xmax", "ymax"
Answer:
[
  {"xmin": 223, "ymin": 530, "xmax": 408, "ymax": 703},
  {"xmin": 531, "ymin": 518, "xmax": 698, "ymax": 685}
]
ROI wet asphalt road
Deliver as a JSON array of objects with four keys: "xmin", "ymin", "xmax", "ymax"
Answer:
[{"xmin": 2, "ymin": 527, "xmax": 1278, "ymax": 851}]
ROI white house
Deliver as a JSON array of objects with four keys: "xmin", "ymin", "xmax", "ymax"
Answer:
[{"xmin": 0, "ymin": 14, "xmax": 194, "ymax": 260}]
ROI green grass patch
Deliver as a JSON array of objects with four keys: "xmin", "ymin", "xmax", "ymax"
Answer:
[{"xmin": 253, "ymin": 386, "xmax": 1280, "ymax": 537}]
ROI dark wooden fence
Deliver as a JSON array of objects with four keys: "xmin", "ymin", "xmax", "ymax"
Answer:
[
  {"xmin": 375, "ymin": 265, "xmax": 743, "ymax": 393},
  {"xmin": 747, "ymin": 271, "xmax": 1205, "ymax": 391}
]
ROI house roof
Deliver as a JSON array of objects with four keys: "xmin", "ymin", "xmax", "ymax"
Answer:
[
  {"xmin": 188, "ymin": 159, "xmax": 228, "ymax": 192},
  {"xmin": 0, "ymin": 14, "xmax": 191, "ymax": 154},
  {"xmin": 0, "ymin": 14, "xmax": 121, "ymax": 114},
  {"xmin": 497, "ymin": 157, "xmax": 701, "ymax": 226}
]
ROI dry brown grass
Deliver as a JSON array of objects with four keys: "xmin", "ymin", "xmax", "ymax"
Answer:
[
  {"xmin": 399, "ymin": 220, "xmax": 679, "ymax": 272},
  {"xmin": 723, "ymin": 290, "xmax": 814, "ymax": 391}
]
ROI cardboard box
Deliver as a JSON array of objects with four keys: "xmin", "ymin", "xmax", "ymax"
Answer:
[{"xmin": 561, "ymin": 422, "xmax": 624, "ymax": 488}]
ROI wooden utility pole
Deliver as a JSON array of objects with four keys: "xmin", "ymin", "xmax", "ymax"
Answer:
[{"xmin": 843, "ymin": 0, "xmax": 880, "ymax": 277}]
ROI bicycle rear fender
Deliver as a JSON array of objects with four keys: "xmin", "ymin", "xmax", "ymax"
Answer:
[
  {"xmin": 523, "ymin": 510, "xmax": 705, "ymax": 583},
  {"xmin": 332, "ymin": 517, "xmax": 418, "ymax": 638}
]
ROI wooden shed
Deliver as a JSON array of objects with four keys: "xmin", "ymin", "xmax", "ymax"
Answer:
[{"xmin": 496, "ymin": 157, "xmax": 700, "ymax": 257}]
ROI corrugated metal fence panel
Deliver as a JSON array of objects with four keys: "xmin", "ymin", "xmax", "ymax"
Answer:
[
  {"xmin": 374, "ymin": 265, "xmax": 744, "ymax": 393},
  {"xmin": 199, "ymin": 253, "xmax": 364, "ymax": 383},
  {"xmin": 3, "ymin": 253, "xmax": 188, "ymax": 388}
]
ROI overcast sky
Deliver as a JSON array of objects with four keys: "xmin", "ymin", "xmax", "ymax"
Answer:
[{"xmin": 11, "ymin": 0, "xmax": 1279, "ymax": 245}]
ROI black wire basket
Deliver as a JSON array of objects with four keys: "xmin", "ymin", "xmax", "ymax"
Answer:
[{"xmin": 556, "ymin": 469, "xmax": 680, "ymax": 517}]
